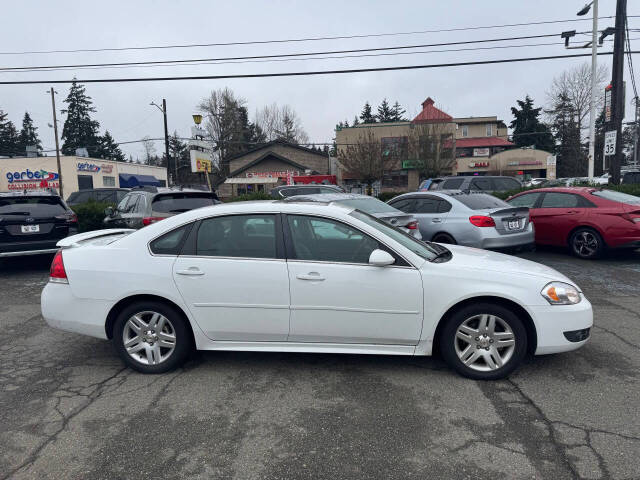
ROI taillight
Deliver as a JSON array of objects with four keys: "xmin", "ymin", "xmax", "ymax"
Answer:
[
  {"xmin": 621, "ymin": 212, "xmax": 640, "ymax": 224},
  {"xmin": 49, "ymin": 250, "xmax": 68, "ymax": 284},
  {"xmin": 469, "ymin": 215, "xmax": 496, "ymax": 227},
  {"xmin": 142, "ymin": 217, "xmax": 164, "ymax": 226},
  {"xmin": 55, "ymin": 212, "xmax": 78, "ymax": 223},
  {"xmin": 406, "ymin": 221, "xmax": 419, "ymax": 230}
]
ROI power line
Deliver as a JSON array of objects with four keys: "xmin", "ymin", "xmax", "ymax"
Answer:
[
  {"xmin": 0, "ymin": 16, "xmax": 628, "ymax": 56},
  {"xmin": 0, "ymin": 31, "xmax": 597, "ymax": 72},
  {"xmin": 626, "ymin": 17, "xmax": 639, "ymax": 99},
  {"xmin": 1, "ymin": 51, "xmax": 637, "ymax": 86}
]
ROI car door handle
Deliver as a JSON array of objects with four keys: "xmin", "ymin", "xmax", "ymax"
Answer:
[
  {"xmin": 567, "ymin": 210, "xmax": 579, "ymax": 214},
  {"xmin": 432, "ymin": 218, "xmax": 442, "ymax": 223},
  {"xmin": 296, "ymin": 272, "xmax": 325, "ymax": 281},
  {"xmin": 176, "ymin": 268, "xmax": 205, "ymax": 276}
]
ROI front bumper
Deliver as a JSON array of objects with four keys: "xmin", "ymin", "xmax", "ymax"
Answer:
[{"xmin": 529, "ymin": 297, "xmax": 593, "ymax": 355}]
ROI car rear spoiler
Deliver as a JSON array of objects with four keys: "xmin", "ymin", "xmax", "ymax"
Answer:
[
  {"xmin": 56, "ymin": 229, "xmax": 135, "ymax": 249},
  {"xmin": 489, "ymin": 207, "xmax": 529, "ymax": 217}
]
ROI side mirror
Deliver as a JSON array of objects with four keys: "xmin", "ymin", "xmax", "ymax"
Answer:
[
  {"xmin": 368, "ymin": 249, "xmax": 395, "ymax": 267},
  {"xmin": 104, "ymin": 206, "xmax": 114, "ymax": 217}
]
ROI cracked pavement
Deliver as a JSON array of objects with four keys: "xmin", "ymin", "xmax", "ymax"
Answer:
[{"xmin": 1, "ymin": 249, "xmax": 639, "ymax": 479}]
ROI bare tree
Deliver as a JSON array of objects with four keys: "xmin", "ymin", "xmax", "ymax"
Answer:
[
  {"xmin": 338, "ymin": 130, "xmax": 392, "ymax": 190},
  {"xmin": 407, "ymin": 122, "xmax": 455, "ymax": 179},
  {"xmin": 547, "ymin": 62, "xmax": 609, "ymax": 134},
  {"xmin": 255, "ymin": 103, "xmax": 309, "ymax": 144},
  {"xmin": 141, "ymin": 136, "xmax": 156, "ymax": 165}
]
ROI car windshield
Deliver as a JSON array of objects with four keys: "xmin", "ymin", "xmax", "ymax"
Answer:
[
  {"xmin": 349, "ymin": 210, "xmax": 440, "ymax": 262},
  {"xmin": 591, "ymin": 190, "xmax": 640, "ymax": 205},
  {"xmin": 152, "ymin": 193, "xmax": 217, "ymax": 213},
  {"xmin": 451, "ymin": 193, "xmax": 510, "ymax": 210},
  {"xmin": 334, "ymin": 198, "xmax": 400, "ymax": 214},
  {"xmin": 0, "ymin": 196, "xmax": 67, "ymax": 215}
]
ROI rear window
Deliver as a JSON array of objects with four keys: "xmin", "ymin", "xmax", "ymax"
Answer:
[
  {"xmin": 149, "ymin": 224, "xmax": 192, "ymax": 255},
  {"xmin": 493, "ymin": 178, "xmax": 521, "ymax": 191},
  {"xmin": 0, "ymin": 196, "xmax": 67, "ymax": 215},
  {"xmin": 152, "ymin": 193, "xmax": 217, "ymax": 213},
  {"xmin": 441, "ymin": 178, "xmax": 465, "ymax": 189},
  {"xmin": 333, "ymin": 198, "xmax": 399, "ymax": 214},
  {"xmin": 591, "ymin": 190, "xmax": 640, "ymax": 205},
  {"xmin": 453, "ymin": 193, "xmax": 510, "ymax": 210}
]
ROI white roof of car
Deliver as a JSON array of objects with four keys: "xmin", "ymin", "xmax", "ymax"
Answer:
[{"xmin": 285, "ymin": 193, "xmax": 373, "ymax": 203}]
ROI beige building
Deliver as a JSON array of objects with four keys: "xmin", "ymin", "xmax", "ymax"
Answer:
[
  {"xmin": 1, "ymin": 156, "xmax": 168, "ymax": 200},
  {"xmin": 218, "ymin": 141, "xmax": 333, "ymax": 198},
  {"xmin": 335, "ymin": 97, "xmax": 553, "ymax": 190}
]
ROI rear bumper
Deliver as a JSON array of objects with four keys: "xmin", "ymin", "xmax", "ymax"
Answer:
[
  {"xmin": 0, "ymin": 247, "xmax": 59, "ymax": 258},
  {"xmin": 529, "ymin": 298, "xmax": 593, "ymax": 355},
  {"xmin": 0, "ymin": 238, "xmax": 65, "ymax": 257},
  {"xmin": 478, "ymin": 229, "xmax": 536, "ymax": 249},
  {"xmin": 41, "ymin": 282, "xmax": 112, "ymax": 339}
]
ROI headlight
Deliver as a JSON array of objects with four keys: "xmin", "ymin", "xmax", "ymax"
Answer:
[{"xmin": 541, "ymin": 282, "xmax": 581, "ymax": 305}]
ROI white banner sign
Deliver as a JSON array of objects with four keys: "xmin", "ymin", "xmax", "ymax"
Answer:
[
  {"xmin": 473, "ymin": 148, "xmax": 490, "ymax": 157},
  {"xmin": 604, "ymin": 130, "xmax": 617, "ymax": 157},
  {"xmin": 190, "ymin": 150, "xmax": 213, "ymax": 173}
]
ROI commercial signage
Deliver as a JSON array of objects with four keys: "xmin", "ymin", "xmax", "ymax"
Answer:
[
  {"xmin": 100, "ymin": 164, "xmax": 114, "ymax": 174},
  {"xmin": 468, "ymin": 162, "xmax": 489, "ymax": 168},
  {"xmin": 604, "ymin": 130, "xmax": 617, "ymax": 156},
  {"xmin": 77, "ymin": 162, "xmax": 101, "ymax": 172},
  {"xmin": 546, "ymin": 155, "xmax": 556, "ymax": 166},
  {"xmin": 246, "ymin": 170, "xmax": 300, "ymax": 178},
  {"xmin": 507, "ymin": 160, "xmax": 543, "ymax": 166},
  {"xmin": 5, "ymin": 169, "xmax": 59, "ymax": 190},
  {"xmin": 604, "ymin": 84, "xmax": 612, "ymax": 123},
  {"xmin": 190, "ymin": 150, "xmax": 213, "ymax": 173},
  {"xmin": 473, "ymin": 148, "xmax": 490, "ymax": 157}
]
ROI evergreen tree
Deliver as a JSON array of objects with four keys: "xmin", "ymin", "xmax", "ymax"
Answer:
[
  {"xmin": 377, "ymin": 99, "xmax": 394, "ymax": 122},
  {"xmin": 343, "ymin": 119, "xmax": 350, "ymax": 128},
  {"xmin": 61, "ymin": 80, "xmax": 101, "ymax": 157},
  {"xmin": 359, "ymin": 102, "xmax": 377, "ymax": 124},
  {"xmin": 391, "ymin": 101, "xmax": 407, "ymax": 122},
  {"xmin": 352, "ymin": 116, "xmax": 360, "ymax": 126},
  {"xmin": 96, "ymin": 131, "xmax": 125, "ymax": 161},
  {"xmin": 0, "ymin": 109, "xmax": 20, "ymax": 156},
  {"xmin": 17, "ymin": 112, "xmax": 42, "ymax": 155},
  {"xmin": 548, "ymin": 92, "xmax": 586, "ymax": 177},
  {"xmin": 509, "ymin": 95, "xmax": 554, "ymax": 152}
]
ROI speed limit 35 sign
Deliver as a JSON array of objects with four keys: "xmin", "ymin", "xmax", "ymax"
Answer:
[{"xmin": 604, "ymin": 130, "xmax": 617, "ymax": 157}]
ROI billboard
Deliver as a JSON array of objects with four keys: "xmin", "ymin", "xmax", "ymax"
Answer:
[{"xmin": 190, "ymin": 150, "xmax": 213, "ymax": 173}]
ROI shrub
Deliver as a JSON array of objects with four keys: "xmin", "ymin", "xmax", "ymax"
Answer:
[
  {"xmin": 223, "ymin": 192, "xmax": 273, "ymax": 202},
  {"xmin": 377, "ymin": 191, "xmax": 407, "ymax": 202},
  {"xmin": 71, "ymin": 200, "xmax": 113, "ymax": 232}
]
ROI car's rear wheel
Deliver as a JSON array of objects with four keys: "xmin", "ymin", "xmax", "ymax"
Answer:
[
  {"xmin": 570, "ymin": 228, "xmax": 604, "ymax": 260},
  {"xmin": 113, "ymin": 302, "xmax": 192, "ymax": 374},
  {"xmin": 440, "ymin": 303, "xmax": 527, "ymax": 380},
  {"xmin": 432, "ymin": 233, "xmax": 456, "ymax": 244}
]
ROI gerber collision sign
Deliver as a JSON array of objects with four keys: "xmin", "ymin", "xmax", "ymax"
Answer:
[{"xmin": 5, "ymin": 169, "xmax": 60, "ymax": 190}]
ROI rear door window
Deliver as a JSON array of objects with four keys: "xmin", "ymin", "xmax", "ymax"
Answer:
[
  {"xmin": 388, "ymin": 198, "xmax": 415, "ymax": 212},
  {"xmin": 152, "ymin": 193, "xmax": 217, "ymax": 213},
  {"xmin": 508, "ymin": 192, "xmax": 542, "ymax": 208},
  {"xmin": 438, "ymin": 199, "xmax": 453, "ymax": 213},
  {"xmin": 149, "ymin": 224, "xmax": 192, "ymax": 255},
  {"xmin": 441, "ymin": 178, "xmax": 465, "ymax": 189},
  {"xmin": 414, "ymin": 197, "xmax": 441, "ymax": 214},
  {"xmin": 196, "ymin": 214, "xmax": 277, "ymax": 259},
  {"xmin": 493, "ymin": 178, "xmax": 521, "ymax": 191},
  {"xmin": 540, "ymin": 193, "xmax": 580, "ymax": 208}
]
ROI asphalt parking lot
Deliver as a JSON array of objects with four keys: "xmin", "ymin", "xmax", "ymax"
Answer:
[{"xmin": 1, "ymin": 249, "xmax": 639, "ymax": 480}]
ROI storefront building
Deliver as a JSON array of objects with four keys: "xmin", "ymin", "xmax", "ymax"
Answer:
[
  {"xmin": 218, "ymin": 141, "xmax": 333, "ymax": 198},
  {"xmin": 1, "ymin": 156, "xmax": 167, "ymax": 200}
]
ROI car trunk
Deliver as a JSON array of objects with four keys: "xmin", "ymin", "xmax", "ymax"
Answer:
[{"xmin": 482, "ymin": 207, "xmax": 530, "ymax": 235}]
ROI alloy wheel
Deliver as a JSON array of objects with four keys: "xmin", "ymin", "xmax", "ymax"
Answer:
[
  {"xmin": 454, "ymin": 314, "xmax": 516, "ymax": 372},
  {"xmin": 573, "ymin": 231, "xmax": 599, "ymax": 258},
  {"xmin": 122, "ymin": 311, "xmax": 176, "ymax": 365}
]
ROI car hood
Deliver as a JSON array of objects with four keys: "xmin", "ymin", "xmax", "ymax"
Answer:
[{"xmin": 439, "ymin": 244, "xmax": 577, "ymax": 287}]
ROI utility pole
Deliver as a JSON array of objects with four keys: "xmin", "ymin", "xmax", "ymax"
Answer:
[
  {"xmin": 610, "ymin": 0, "xmax": 627, "ymax": 185},
  {"xmin": 150, "ymin": 99, "xmax": 172, "ymax": 186},
  {"xmin": 49, "ymin": 88, "xmax": 63, "ymax": 198},
  {"xmin": 587, "ymin": 0, "xmax": 598, "ymax": 179}
]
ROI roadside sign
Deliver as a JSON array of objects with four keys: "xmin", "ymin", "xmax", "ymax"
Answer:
[
  {"xmin": 604, "ymin": 85, "xmax": 612, "ymax": 123},
  {"xmin": 190, "ymin": 150, "xmax": 213, "ymax": 173},
  {"xmin": 604, "ymin": 130, "xmax": 617, "ymax": 157}
]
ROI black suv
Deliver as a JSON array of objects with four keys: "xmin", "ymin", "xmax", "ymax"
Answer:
[
  {"xmin": 66, "ymin": 188, "xmax": 129, "ymax": 206},
  {"xmin": 622, "ymin": 171, "xmax": 640, "ymax": 184},
  {"xmin": 104, "ymin": 187, "xmax": 220, "ymax": 229},
  {"xmin": 427, "ymin": 176, "xmax": 522, "ymax": 192},
  {"xmin": 270, "ymin": 184, "xmax": 344, "ymax": 198},
  {"xmin": 0, "ymin": 191, "xmax": 78, "ymax": 258}
]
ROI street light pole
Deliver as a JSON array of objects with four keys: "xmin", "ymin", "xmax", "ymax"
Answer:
[
  {"xmin": 49, "ymin": 88, "xmax": 63, "ymax": 198},
  {"xmin": 587, "ymin": 0, "xmax": 598, "ymax": 179},
  {"xmin": 150, "ymin": 99, "xmax": 172, "ymax": 186}
]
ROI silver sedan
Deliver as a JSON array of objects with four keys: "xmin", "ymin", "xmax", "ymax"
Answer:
[{"xmin": 388, "ymin": 190, "xmax": 534, "ymax": 249}]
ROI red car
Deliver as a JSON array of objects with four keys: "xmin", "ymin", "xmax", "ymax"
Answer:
[{"xmin": 507, "ymin": 187, "xmax": 640, "ymax": 259}]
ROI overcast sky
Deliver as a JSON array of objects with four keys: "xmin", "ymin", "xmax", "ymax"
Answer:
[{"xmin": 2, "ymin": 0, "xmax": 639, "ymax": 159}]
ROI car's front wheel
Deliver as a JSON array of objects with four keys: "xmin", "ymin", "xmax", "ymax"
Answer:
[
  {"xmin": 113, "ymin": 301, "xmax": 192, "ymax": 374},
  {"xmin": 440, "ymin": 303, "xmax": 527, "ymax": 380}
]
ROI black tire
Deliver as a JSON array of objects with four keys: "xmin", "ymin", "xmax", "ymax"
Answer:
[
  {"xmin": 569, "ymin": 227, "xmax": 604, "ymax": 260},
  {"xmin": 113, "ymin": 301, "xmax": 192, "ymax": 374},
  {"xmin": 439, "ymin": 303, "xmax": 528, "ymax": 380},
  {"xmin": 432, "ymin": 233, "xmax": 457, "ymax": 244}
]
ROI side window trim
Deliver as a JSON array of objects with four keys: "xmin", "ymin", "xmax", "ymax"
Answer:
[{"xmin": 282, "ymin": 213, "xmax": 410, "ymax": 267}]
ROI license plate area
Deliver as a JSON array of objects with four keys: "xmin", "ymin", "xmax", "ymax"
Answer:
[{"xmin": 21, "ymin": 225, "xmax": 40, "ymax": 233}]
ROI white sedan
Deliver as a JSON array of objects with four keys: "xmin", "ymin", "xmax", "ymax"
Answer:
[{"xmin": 41, "ymin": 201, "xmax": 593, "ymax": 380}]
